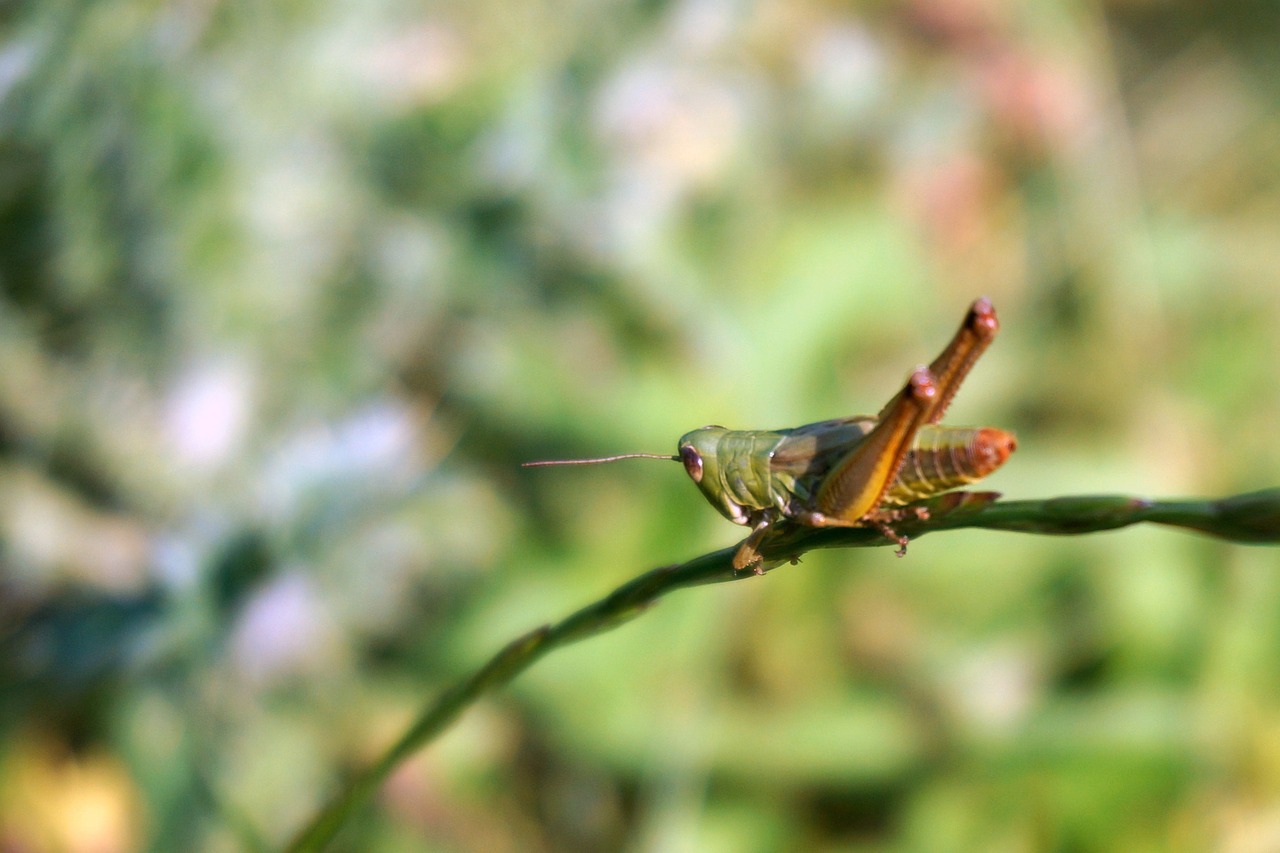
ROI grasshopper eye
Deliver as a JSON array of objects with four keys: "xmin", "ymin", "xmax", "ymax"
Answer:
[{"xmin": 680, "ymin": 445, "xmax": 703, "ymax": 483}]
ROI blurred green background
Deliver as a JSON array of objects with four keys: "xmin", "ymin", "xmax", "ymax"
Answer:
[{"xmin": 2, "ymin": 0, "xmax": 1280, "ymax": 850}]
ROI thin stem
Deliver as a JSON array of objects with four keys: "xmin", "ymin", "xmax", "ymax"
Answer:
[{"xmin": 285, "ymin": 487, "xmax": 1280, "ymax": 852}]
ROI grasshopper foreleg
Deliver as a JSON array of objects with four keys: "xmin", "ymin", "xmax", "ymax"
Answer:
[{"xmin": 732, "ymin": 511, "xmax": 780, "ymax": 574}]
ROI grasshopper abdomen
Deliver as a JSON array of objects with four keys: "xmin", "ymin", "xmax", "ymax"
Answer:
[{"xmin": 887, "ymin": 426, "xmax": 1017, "ymax": 506}]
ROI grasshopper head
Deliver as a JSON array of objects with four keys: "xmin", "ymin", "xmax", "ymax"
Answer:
[
  {"xmin": 676, "ymin": 426, "xmax": 725, "ymax": 485},
  {"xmin": 677, "ymin": 426, "xmax": 750, "ymax": 525}
]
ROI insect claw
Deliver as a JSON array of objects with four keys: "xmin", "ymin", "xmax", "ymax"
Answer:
[
  {"xmin": 873, "ymin": 520, "xmax": 911, "ymax": 555},
  {"xmin": 732, "ymin": 543, "xmax": 765, "ymax": 573}
]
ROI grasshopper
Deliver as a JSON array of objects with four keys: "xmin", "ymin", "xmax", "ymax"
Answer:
[{"xmin": 527, "ymin": 298, "xmax": 1016, "ymax": 572}]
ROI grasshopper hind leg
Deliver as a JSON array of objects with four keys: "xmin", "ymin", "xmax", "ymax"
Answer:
[
  {"xmin": 735, "ymin": 298, "xmax": 1005, "ymax": 564},
  {"xmin": 812, "ymin": 368, "xmax": 939, "ymax": 526},
  {"xmin": 814, "ymin": 298, "xmax": 1002, "ymax": 537},
  {"xmin": 868, "ymin": 504, "xmax": 932, "ymax": 556}
]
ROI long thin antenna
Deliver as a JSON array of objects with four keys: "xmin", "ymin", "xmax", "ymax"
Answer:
[{"xmin": 522, "ymin": 453, "xmax": 678, "ymax": 467}]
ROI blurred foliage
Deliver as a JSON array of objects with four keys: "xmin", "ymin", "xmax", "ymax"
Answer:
[{"xmin": 1, "ymin": 0, "xmax": 1279, "ymax": 850}]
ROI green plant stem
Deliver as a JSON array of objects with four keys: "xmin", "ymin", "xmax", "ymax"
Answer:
[{"xmin": 285, "ymin": 487, "xmax": 1280, "ymax": 852}]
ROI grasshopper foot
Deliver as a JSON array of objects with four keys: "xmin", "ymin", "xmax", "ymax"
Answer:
[
  {"xmin": 733, "ymin": 513, "xmax": 779, "ymax": 574},
  {"xmin": 865, "ymin": 505, "xmax": 929, "ymax": 556},
  {"xmin": 875, "ymin": 523, "xmax": 910, "ymax": 556},
  {"xmin": 731, "ymin": 544, "xmax": 767, "ymax": 574}
]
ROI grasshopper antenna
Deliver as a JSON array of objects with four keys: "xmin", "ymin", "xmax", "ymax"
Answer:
[{"xmin": 523, "ymin": 453, "xmax": 679, "ymax": 467}]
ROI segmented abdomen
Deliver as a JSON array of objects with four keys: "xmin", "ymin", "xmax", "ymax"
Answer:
[{"xmin": 883, "ymin": 426, "xmax": 1016, "ymax": 505}]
